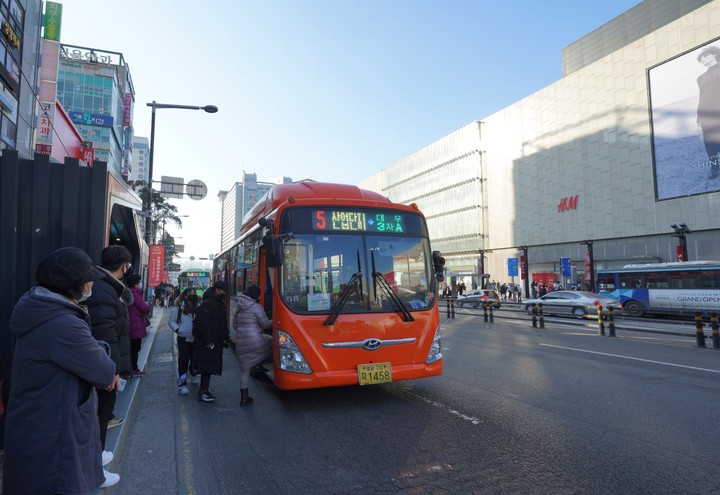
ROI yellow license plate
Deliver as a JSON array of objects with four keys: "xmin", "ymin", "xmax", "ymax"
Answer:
[{"xmin": 357, "ymin": 362, "xmax": 392, "ymax": 386}]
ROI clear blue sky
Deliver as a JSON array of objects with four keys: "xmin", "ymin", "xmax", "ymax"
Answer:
[{"xmin": 58, "ymin": 0, "xmax": 641, "ymax": 261}]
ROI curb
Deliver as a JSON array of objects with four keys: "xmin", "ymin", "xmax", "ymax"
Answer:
[{"xmin": 104, "ymin": 306, "xmax": 166, "ymax": 458}]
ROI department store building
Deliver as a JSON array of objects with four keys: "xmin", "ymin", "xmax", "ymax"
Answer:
[{"xmin": 360, "ymin": 0, "xmax": 720, "ymax": 292}]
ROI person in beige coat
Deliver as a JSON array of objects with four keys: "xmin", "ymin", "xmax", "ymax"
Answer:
[{"xmin": 233, "ymin": 285, "xmax": 272, "ymax": 405}]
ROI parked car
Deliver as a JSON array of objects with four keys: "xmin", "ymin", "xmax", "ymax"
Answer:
[
  {"xmin": 456, "ymin": 289, "xmax": 502, "ymax": 309},
  {"xmin": 523, "ymin": 291, "xmax": 622, "ymax": 319}
]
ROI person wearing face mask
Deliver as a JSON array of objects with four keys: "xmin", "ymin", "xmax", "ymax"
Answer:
[
  {"xmin": 85, "ymin": 245, "xmax": 134, "ymax": 488},
  {"xmin": 124, "ymin": 272, "xmax": 151, "ymax": 377},
  {"xmin": 3, "ymin": 247, "xmax": 117, "ymax": 494}
]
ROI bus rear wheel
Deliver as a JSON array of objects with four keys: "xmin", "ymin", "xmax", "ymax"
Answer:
[{"xmin": 623, "ymin": 300, "xmax": 645, "ymax": 317}]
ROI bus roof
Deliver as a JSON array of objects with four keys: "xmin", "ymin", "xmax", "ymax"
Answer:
[
  {"xmin": 241, "ymin": 180, "xmax": 413, "ymax": 233},
  {"xmin": 599, "ymin": 261, "xmax": 720, "ymax": 272}
]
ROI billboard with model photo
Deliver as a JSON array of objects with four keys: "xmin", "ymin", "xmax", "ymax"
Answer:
[{"xmin": 649, "ymin": 38, "xmax": 720, "ymax": 200}]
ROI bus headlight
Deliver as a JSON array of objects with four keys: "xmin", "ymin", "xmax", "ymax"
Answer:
[
  {"xmin": 277, "ymin": 330, "xmax": 312, "ymax": 374},
  {"xmin": 426, "ymin": 325, "xmax": 442, "ymax": 364}
]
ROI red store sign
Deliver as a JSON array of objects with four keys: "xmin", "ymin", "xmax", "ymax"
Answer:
[{"xmin": 557, "ymin": 195, "xmax": 579, "ymax": 213}]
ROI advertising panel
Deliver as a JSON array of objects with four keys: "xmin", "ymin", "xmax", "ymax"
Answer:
[
  {"xmin": 507, "ymin": 258, "xmax": 518, "ymax": 277},
  {"xmin": 148, "ymin": 244, "xmax": 165, "ymax": 287},
  {"xmin": 648, "ymin": 38, "xmax": 720, "ymax": 200},
  {"xmin": 43, "ymin": 2, "xmax": 62, "ymax": 41}
]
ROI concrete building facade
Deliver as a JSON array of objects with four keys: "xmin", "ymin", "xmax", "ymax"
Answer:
[
  {"xmin": 361, "ymin": 0, "xmax": 720, "ymax": 291},
  {"xmin": 218, "ymin": 172, "xmax": 292, "ymax": 253}
]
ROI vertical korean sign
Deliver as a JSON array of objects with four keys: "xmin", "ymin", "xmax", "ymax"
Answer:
[
  {"xmin": 148, "ymin": 244, "xmax": 165, "ymax": 287},
  {"xmin": 520, "ymin": 256, "xmax": 527, "ymax": 280},
  {"xmin": 43, "ymin": 2, "xmax": 62, "ymax": 41}
]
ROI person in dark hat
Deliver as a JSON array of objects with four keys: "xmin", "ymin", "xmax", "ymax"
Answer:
[
  {"xmin": 212, "ymin": 280, "xmax": 229, "ymax": 292},
  {"xmin": 3, "ymin": 247, "xmax": 118, "ymax": 494},
  {"xmin": 191, "ymin": 282, "xmax": 229, "ymax": 402}
]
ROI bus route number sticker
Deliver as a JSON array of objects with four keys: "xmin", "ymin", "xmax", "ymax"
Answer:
[{"xmin": 357, "ymin": 363, "xmax": 392, "ymax": 386}]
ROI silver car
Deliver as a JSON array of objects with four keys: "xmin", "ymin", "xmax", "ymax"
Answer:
[
  {"xmin": 456, "ymin": 289, "xmax": 502, "ymax": 309},
  {"xmin": 523, "ymin": 291, "xmax": 622, "ymax": 319}
]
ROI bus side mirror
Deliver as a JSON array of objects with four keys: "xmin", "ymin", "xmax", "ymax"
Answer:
[
  {"xmin": 432, "ymin": 250, "xmax": 445, "ymax": 282},
  {"xmin": 260, "ymin": 217, "xmax": 284, "ymax": 268},
  {"xmin": 264, "ymin": 234, "xmax": 284, "ymax": 268}
]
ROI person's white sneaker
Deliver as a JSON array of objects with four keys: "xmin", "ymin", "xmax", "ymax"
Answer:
[
  {"xmin": 101, "ymin": 450, "xmax": 113, "ymax": 466},
  {"xmin": 101, "ymin": 469, "xmax": 119, "ymax": 488},
  {"xmin": 178, "ymin": 385, "xmax": 189, "ymax": 395}
]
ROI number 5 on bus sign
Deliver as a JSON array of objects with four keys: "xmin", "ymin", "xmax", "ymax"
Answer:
[{"xmin": 357, "ymin": 362, "xmax": 392, "ymax": 385}]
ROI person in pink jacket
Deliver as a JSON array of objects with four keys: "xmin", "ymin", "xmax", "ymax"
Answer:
[
  {"xmin": 125, "ymin": 273, "xmax": 151, "ymax": 376},
  {"xmin": 233, "ymin": 285, "xmax": 272, "ymax": 405}
]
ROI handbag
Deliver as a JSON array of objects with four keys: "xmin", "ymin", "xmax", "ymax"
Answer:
[{"xmin": 145, "ymin": 316, "xmax": 152, "ymax": 327}]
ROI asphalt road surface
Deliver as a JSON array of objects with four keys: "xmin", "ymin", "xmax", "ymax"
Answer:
[{"xmin": 107, "ymin": 308, "xmax": 720, "ymax": 494}]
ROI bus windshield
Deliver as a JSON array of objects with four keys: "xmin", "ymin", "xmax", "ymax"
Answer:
[{"xmin": 280, "ymin": 233, "xmax": 435, "ymax": 315}]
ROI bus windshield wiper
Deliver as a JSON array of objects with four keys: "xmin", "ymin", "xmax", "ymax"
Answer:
[
  {"xmin": 371, "ymin": 251, "xmax": 414, "ymax": 322},
  {"xmin": 324, "ymin": 251, "xmax": 364, "ymax": 326}
]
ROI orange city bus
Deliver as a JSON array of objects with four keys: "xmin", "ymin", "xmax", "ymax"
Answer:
[{"xmin": 213, "ymin": 181, "xmax": 445, "ymax": 390}]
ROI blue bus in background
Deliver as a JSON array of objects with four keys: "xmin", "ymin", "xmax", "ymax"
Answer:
[{"xmin": 596, "ymin": 261, "xmax": 720, "ymax": 317}]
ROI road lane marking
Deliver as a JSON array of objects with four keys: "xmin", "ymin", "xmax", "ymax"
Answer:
[
  {"xmin": 404, "ymin": 390, "xmax": 482, "ymax": 425},
  {"xmin": 540, "ymin": 344, "xmax": 720, "ymax": 374}
]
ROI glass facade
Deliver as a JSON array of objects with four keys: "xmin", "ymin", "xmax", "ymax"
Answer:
[
  {"xmin": 0, "ymin": 0, "xmax": 25, "ymax": 153},
  {"xmin": 56, "ymin": 45, "xmax": 134, "ymax": 176}
]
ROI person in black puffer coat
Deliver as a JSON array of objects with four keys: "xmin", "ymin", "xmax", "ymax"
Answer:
[
  {"xmin": 85, "ymin": 245, "xmax": 133, "ymax": 474},
  {"xmin": 191, "ymin": 282, "xmax": 229, "ymax": 402}
]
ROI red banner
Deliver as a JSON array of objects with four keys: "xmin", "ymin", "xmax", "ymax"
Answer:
[
  {"xmin": 148, "ymin": 244, "xmax": 165, "ymax": 287},
  {"xmin": 81, "ymin": 147, "xmax": 94, "ymax": 166},
  {"xmin": 676, "ymin": 245, "xmax": 685, "ymax": 262}
]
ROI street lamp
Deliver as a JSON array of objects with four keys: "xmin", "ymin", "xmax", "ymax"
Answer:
[
  {"xmin": 670, "ymin": 223, "xmax": 691, "ymax": 261},
  {"xmin": 159, "ymin": 214, "xmax": 189, "ymax": 244},
  {"xmin": 143, "ymin": 101, "xmax": 218, "ymax": 247}
]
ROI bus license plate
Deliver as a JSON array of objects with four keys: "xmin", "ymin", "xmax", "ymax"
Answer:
[{"xmin": 357, "ymin": 363, "xmax": 392, "ymax": 386}]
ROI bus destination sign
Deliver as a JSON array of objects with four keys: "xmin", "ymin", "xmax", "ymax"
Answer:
[{"xmin": 312, "ymin": 209, "xmax": 405, "ymax": 233}]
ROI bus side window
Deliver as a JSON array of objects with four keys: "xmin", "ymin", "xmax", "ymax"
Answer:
[{"xmin": 618, "ymin": 273, "xmax": 637, "ymax": 289}]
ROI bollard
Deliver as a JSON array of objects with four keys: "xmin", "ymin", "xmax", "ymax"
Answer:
[
  {"xmin": 608, "ymin": 306, "xmax": 616, "ymax": 337},
  {"xmin": 483, "ymin": 301, "xmax": 489, "ymax": 322},
  {"xmin": 695, "ymin": 311, "xmax": 705, "ymax": 348},
  {"xmin": 538, "ymin": 303, "xmax": 545, "ymax": 329},
  {"xmin": 451, "ymin": 298, "xmax": 455, "ymax": 319},
  {"xmin": 711, "ymin": 312, "xmax": 719, "ymax": 349},
  {"xmin": 532, "ymin": 303, "xmax": 537, "ymax": 328},
  {"xmin": 489, "ymin": 304, "xmax": 494, "ymax": 323},
  {"xmin": 597, "ymin": 304, "xmax": 605, "ymax": 336}
]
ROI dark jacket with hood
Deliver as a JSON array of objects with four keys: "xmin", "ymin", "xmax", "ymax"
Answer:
[
  {"xmin": 3, "ymin": 287, "xmax": 116, "ymax": 494},
  {"xmin": 86, "ymin": 268, "xmax": 132, "ymax": 376},
  {"xmin": 192, "ymin": 288, "xmax": 229, "ymax": 375}
]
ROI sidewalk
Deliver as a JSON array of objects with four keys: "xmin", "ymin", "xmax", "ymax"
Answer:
[{"xmin": 104, "ymin": 305, "xmax": 166, "ymax": 458}]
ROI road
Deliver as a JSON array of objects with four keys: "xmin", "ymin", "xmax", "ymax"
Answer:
[{"xmin": 107, "ymin": 307, "xmax": 720, "ymax": 494}]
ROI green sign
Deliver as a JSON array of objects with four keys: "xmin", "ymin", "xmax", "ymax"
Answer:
[{"xmin": 44, "ymin": 2, "xmax": 62, "ymax": 41}]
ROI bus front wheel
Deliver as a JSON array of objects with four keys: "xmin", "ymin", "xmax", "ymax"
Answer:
[{"xmin": 623, "ymin": 300, "xmax": 645, "ymax": 317}]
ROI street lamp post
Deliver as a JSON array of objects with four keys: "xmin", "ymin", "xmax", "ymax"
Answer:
[
  {"xmin": 671, "ymin": 223, "xmax": 691, "ymax": 261},
  {"xmin": 143, "ymin": 101, "xmax": 218, "ymax": 302},
  {"xmin": 143, "ymin": 101, "xmax": 218, "ymax": 247}
]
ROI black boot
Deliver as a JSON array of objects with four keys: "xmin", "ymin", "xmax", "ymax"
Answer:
[{"xmin": 240, "ymin": 388, "xmax": 254, "ymax": 406}]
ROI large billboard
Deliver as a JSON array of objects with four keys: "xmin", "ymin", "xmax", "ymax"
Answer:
[{"xmin": 648, "ymin": 38, "xmax": 720, "ymax": 200}]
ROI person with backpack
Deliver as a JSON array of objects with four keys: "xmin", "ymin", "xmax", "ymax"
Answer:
[{"xmin": 169, "ymin": 289, "xmax": 199, "ymax": 395}]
